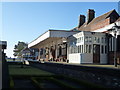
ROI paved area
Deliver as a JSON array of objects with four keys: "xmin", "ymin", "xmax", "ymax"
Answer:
[
  {"xmin": 44, "ymin": 61, "xmax": 120, "ymax": 69},
  {"xmin": 8, "ymin": 59, "xmax": 120, "ymax": 69}
]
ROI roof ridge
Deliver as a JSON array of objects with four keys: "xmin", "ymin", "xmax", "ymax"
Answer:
[
  {"xmin": 98, "ymin": 9, "xmax": 115, "ymax": 17},
  {"xmin": 86, "ymin": 9, "xmax": 116, "ymax": 25}
]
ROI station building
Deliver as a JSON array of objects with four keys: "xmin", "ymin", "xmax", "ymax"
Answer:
[{"xmin": 28, "ymin": 9, "xmax": 120, "ymax": 64}]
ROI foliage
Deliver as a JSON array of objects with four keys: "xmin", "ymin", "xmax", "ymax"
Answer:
[{"xmin": 13, "ymin": 41, "xmax": 28, "ymax": 57}]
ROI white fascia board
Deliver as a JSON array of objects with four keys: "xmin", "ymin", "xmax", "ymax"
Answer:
[
  {"xmin": 50, "ymin": 30, "xmax": 79, "ymax": 38},
  {"xmin": 28, "ymin": 30, "xmax": 50, "ymax": 48},
  {"xmin": 28, "ymin": 30, "xmax": 79, "ymax": 48}
]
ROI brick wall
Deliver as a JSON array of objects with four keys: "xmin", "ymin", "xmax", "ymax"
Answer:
[{"xmin": 108, "ymin": 52, "xmax": 120, "ymax": 64}]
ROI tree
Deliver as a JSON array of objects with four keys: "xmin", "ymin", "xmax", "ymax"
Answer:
[{"xmin": 13, "ymin": 41, "xmax": 28, "ymax": 58}]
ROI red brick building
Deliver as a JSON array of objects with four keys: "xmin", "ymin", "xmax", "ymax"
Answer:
[{"xmin": 73, "ymin": 9, "xmax": 120, "ymax": 64}]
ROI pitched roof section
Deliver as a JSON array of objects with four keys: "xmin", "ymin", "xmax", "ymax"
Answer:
[{"xmin": 77, "ymin": 9, "xmax": 120, "ymax": 31}]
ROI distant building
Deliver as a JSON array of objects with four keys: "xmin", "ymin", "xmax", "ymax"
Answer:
[
  {"xmin": 21, "ymin": 47, "xmax": 39, "ymax": 60},
  {"xmin": 28, "ymin": 9, "xmax": 120, "ymax": 64}
]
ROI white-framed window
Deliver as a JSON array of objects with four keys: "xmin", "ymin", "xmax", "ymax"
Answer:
[
  {"xmin": 105, "ymin": 37, "xmax": 107, "ymax": 43},
  {"xmin": 78, "ymin": 38, "xmax": 80, "ymax": 43},
  {"xmin": 101, "ymin": 37, "xmax": 104, "ymax": 43},
  {"xmin": 85, "ymin": 36, "xmax": 88, "ymax": 42},
  {"xmin": 80, "ymin": 37, "xmax": 81, "ymax": 43},
  {"xmin": 89, "ymin": 37, "xmax": 92, "ymax": 42},
  {"xmin": 97, "ymin": 37, "xmax": 100, "ymax": 43},
  {"xmin": 94, "ymin": 37, "xmax": 100, "ymax": 43},
  {"xmin": 77, "ymin": 38, "xmax": 79, "ymax": 43},
  {"xmin": 81, "ymin": 37, "xmax": 83, "ymax": 42},
  {"xmin": 94, "ymin": 37, "xmax": 97, "ymax": 43}
]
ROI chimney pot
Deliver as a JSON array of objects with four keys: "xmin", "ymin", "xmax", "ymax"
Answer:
[
  {"xmin": 78, "ymin": 15, "xmax": 86, "ymax": 28},
  {"xmin": 87, "ymin": 9, "xmax": 95, "ymax": 24}
]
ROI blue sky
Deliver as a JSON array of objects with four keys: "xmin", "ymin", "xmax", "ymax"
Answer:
[{"xmin": 2, "ymin": 2, "xmax": 119, "ymax": 57}]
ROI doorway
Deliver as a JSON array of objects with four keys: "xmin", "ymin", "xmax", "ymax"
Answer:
[{"xmin": 93, "ymin": 44, "xmax": 100, "ymax": 63}]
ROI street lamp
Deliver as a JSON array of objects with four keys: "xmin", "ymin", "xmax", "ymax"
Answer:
[{"xmin": 108, "ymin": 23, "xmax": 120, "ymax": 67}]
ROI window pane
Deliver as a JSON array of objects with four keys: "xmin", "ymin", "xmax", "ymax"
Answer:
[
  {"xmin": 105, "ymin": 45, "xmax": 107, "ymax": 54},
  {"xmin": 89, "ymin": 37, "xmax": 92, "ymax": 42},
  {"xmin": 94, "ymin": 37, "xmax": 97, "ymax": 43},
  {"xmin": 101, "ymin": 45, "xmax": 104, "ymax": 54},
  {"xmin": 85, "ymin": 37, "xmax": 88, "ymax": 42},
  {"xmin": 89, "ymin": 45, "xmax": 91, "ymax": 53},
  {"xmin": 86, "ymin": 45, "xmax": 88, "ymax": 53},
  {"xmin": 101, "ymin": 37, "xmax": 104, "ymax": 43},
  {"xmin": 80, "ymin": 45, "xmax": 81, "ymax": 53},
  {"xmin": 97, "ymin": 37, "xmax": 100, "ymax": 43},
  {"xmin": 82, "ymin": 45, "xmax": 83, "ymax": 53}
]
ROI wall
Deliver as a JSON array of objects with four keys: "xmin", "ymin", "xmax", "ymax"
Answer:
[
  {"xmin": 81, "ymin": 53, "xmax": 93, "ymax": 63},
  {"xmin": 69, "ymin": 53, "xmax": 81, "ymax": 63},
  {"xmin": 100, "ymin": 54, "xmax": 107, "ymax": 64},
  {"xmin": 69, "ymin": 53, "xmax": 93, "ymax": 64}
]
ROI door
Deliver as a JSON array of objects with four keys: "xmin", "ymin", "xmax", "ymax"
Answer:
[{"xmin": 93, "ymin": 44, "xmax": 100, "ymax": 63}]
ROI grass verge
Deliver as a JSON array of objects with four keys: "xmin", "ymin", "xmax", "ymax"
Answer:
[{"xmin": 9, "ymin": 77, "xmax": 14, "ymax": 89}]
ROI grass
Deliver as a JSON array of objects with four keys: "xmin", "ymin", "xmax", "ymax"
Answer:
[
  {"xmin": 8, "ymin": 65, "xmax": 54, "ymax": 76},
  {"xmin": 9, "ymin": 77, "xmax": 14, "ymax": 89},
  {"xmin": 7, "ymin": 59, "xmax": 22, "ymax": 61},
  {"xmin": 31, "ymin": 76, "xmax": 75, "ymax": 88},
  {"xmin": 8, "ymin": 64, "xmax": 106, "ymax": 88}
]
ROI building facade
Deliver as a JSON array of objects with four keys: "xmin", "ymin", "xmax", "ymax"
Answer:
[
  {"xmin": 21, "ymin": 47, "xmax": 39, "ymax": 60},
  {"xmin": 68, "ymin": 31, "xmax": 107, "ymax": 64},
  {"xmin": 28, "ymin": 9, "xmax": 120, "ymax": 64}
]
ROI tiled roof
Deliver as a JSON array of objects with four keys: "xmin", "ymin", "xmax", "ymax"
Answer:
[{"xmin": 76, "ymin": 9, "xmax": 120, "ymax": 31}]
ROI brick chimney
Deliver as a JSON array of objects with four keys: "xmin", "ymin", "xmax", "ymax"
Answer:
[
  {"xmin": 78, "ymin": 15, "xmax": 86, "ymax": 28},
  {"xmin": 87, "ymin": 9, "xmax": 95, "ymax": 24}
]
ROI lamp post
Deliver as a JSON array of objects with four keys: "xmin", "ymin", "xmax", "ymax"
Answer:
[{"xmin": 108, "ymin": 23, "xmax": 120, "ymax": 67}]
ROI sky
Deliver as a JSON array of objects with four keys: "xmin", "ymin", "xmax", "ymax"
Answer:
[{"xmin": 1, "ymin": 2, "xmax": 119, "ymax": 58}]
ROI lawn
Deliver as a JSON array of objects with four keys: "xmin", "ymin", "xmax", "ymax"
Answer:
[
  {"xmin": 7, "ymin": 59, "xmax": 21, "ymax": 62},
  {"xmin": 8, "ymin": 65, "xmax": 54, "ymax": 76}
]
